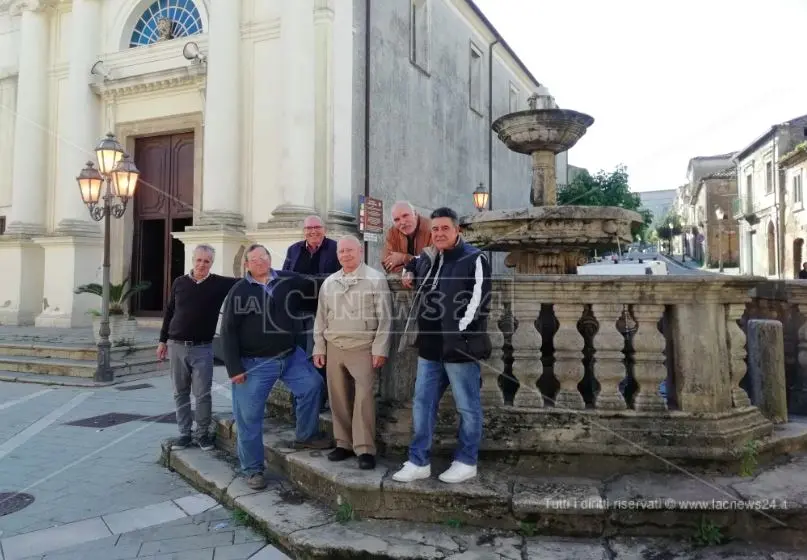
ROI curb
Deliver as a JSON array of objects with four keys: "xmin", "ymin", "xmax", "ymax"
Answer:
[{"xmin": 161, "ymin": 443, "xmax": 807, "ymax": 559}]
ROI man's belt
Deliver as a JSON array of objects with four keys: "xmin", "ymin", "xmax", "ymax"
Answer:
[{"xmin": 169, "ymin": 339, "xmax": 212, "ymax": 346}]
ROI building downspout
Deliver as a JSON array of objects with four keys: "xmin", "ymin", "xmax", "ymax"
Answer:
[
  {"xmin": 487, "ymin": 39, "xmax": 498, "ymax": 211},
  {"xmin": 773, "ymin": 134, "xmax": 783, "ymax": 278},
  {"xmin": 363, "ymin": 0, "xmax": 371, "ymax": 254}
]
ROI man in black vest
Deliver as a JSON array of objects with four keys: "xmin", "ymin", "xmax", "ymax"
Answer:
[
  {"xmin": 393, "ymin": 207, "xmax": 492, "ymax": 485},
  {"xmin": 158, "ymin": 244, "xmax": 239, "ymax": 451}
]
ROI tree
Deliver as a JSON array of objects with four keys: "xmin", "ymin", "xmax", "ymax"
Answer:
[
  {"xmin": 654, "ymin": 211, "xmax": 684, "ymax": 239},
  {"xmin": 557, "ymin": 165, "xmax": 654, "ymax": 240}
]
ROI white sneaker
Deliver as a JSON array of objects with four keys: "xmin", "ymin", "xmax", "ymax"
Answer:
[
  {"xmin": 391, "ymin": 461, "xmax": 431, "ymax": 482},
  {"xmin": 438, "ymin": 461, "xmax": 477, "ymax": 484}
]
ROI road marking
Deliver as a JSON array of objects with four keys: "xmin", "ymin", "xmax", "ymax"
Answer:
[
  {"xmin": 0, "ymin": 392, "xmax": 93, "ymax": 461},
  {"xmin": 0, "ymin": 389, "xmax": 53, "ymax": 412},
  {"xmin": 213, "ymin": 381, "xmax": 232, "ymax": 400}
]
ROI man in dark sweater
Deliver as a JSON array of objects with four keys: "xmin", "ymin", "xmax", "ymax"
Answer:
[
  {"xmin": 157, "ymin": 244, "xmax": 239, "ymax": 451},
  {"xmin": 220, "ymin": 244, "xmax": 331, "ymax": 490},
  {"xmin": 282, "ymin": 215, "xmax": 341, "ymax": 410}
]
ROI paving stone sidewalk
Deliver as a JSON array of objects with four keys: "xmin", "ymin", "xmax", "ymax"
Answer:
[{"xmin": 0, "ymin": 368, "xmax": 289, "ymax": 559}]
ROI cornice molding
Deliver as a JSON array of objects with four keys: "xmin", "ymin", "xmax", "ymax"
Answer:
[
  {"xmin": 7, "ymin": 0, "xmax": 58, "ymax": 16},
  {"xmin": 91, "ymin": 64, "xmax": 207, "ymax": 100}
]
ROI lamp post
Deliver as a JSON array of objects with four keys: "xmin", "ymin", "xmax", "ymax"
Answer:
[
  {"xmin": 473, "ymin": 183, "xmax": 489, "ymax": 212},
  {"xmin": 76, "ymin": 133, "xmax": 140, "ymax": 382},
  {"xmin": 715, "ymin": 205, "xmax": 725, "ymax": 273},
  {"xmin": 667, "ymin": 221, "xmax": 673, "ymax": 257}
]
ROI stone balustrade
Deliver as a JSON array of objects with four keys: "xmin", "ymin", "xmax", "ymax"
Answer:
[
  {"xmin": 266, "ymin": 275, "xmax": 807, "ymax": 472},
  {"xmin": 372, "ymin": 275, "xmax": 801, "ymax": 470}
]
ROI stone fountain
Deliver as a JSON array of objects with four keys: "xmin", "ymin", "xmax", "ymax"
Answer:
[{"xmin": 460, "ymin": 87, "xmax": 643, "ymax": 274}]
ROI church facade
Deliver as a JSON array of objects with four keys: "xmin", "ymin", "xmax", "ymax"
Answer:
[{"xmin": 0, "ymin": 0, "xmax": 566, "ymax": 327}]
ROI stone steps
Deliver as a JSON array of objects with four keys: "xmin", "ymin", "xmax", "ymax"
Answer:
[
  {"xmin": 0, "ymin": 354, "xmax": 167, "ymax": 378},
  {"xmin": 209, "ymin": 413, "xmax": 807, "ymax": 549},
  {"xmin": 0, "ymin": 342, "xmax": 156, "ymax": 361},
  {"xmin": 163, "ymin": 445, "xmax": 807, "ymax": 559}
]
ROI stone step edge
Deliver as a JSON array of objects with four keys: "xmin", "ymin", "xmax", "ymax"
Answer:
[
  {"xmin": 161, "ymin": 444, "xmax": 807, "ymax": 557},
  {"xmin": 0, "ymin": 368, "xmax": 169, "ymax": 387},
  {"xmin": 0, "ymin": 341, "xmax": 156, "ymax": 352},
  {"xmin": 0, "ymin": 355, "xmax": 163, "ymax": 367},
  {"xmin": 211, "ymin": 415, "xmax": 807, "ymax": 548}
]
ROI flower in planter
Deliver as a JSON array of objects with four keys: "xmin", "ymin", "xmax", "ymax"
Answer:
[{"xmin": 74, "ymin": 278, "xmax": 151, "ymax": 317}]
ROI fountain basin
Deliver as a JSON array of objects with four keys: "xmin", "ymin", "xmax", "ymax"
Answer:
[
  {"xmin": 461, "ymin": 206, "xmax": 643, "ymax": 274},
  {"xmin": 492, "ymin": 108, "xmax": 594, "ymax": 155}
]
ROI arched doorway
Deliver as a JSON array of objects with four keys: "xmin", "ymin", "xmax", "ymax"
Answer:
[
  {"xmin": 794, "ymin": 238, "xmax": 805, "ymax": 278},
  {"xmin": 767, "ymin": 221, "xmax": 776, "ymax": 276}
]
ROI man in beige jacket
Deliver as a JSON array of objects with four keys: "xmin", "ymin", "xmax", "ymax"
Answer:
[{"xmin": 313, "ymin": 235, "xmax": 392, "ymax": 470}]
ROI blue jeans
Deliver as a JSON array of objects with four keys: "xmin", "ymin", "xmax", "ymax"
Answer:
[
  {"xmin": 231, "ymin": 347, "xmax": 324, "ymax": 475},
  {"xmin": 409, "ymin": 358, "xmax": 482, "ymax": 467}
]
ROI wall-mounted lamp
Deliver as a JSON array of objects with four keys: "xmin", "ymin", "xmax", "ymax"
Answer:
[
  {"xmin": 90, "ymin": 60, "xmax": 111, "ymax": 80},
  {"xmin": 182, "ymin": 41, "xmax": 207, "ymax": 64},
  {"xmin": 473, "ymin": 183, "xmax": 489, "ymax": 212}
]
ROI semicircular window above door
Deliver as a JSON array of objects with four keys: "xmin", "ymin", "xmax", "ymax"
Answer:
[{"xmin": 129, "ymin": 0, "xmax": 203, "ymax": 48}]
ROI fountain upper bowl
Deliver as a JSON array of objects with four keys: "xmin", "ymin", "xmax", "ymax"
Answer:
[
  {"xmin": 460, "ymin": 205, "xmax": 643, "ymax": 252},
  {"xmin": 492, "ymin": 109, "xmax": 594, "ymax": 155}
]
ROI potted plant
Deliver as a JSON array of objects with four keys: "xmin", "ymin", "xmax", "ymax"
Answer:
[{"xmin": 75, "ymin": 278, "xmax": 151, "ymax": 346}]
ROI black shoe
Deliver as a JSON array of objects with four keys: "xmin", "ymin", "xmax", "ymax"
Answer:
[
  {"xmin": 198, "ymin": 433, "xmax": 215, "ymax": 451},
  {"xmin": 328, "ymin": 448, "xmax": 355, "ymax": 462},
  {"xmin": 358, "ymin": 454, "xmax": 376, "ymax": 470},
  {"xmin": 171, "ymin": 435, "xmax": 192, "ymax": 450}
]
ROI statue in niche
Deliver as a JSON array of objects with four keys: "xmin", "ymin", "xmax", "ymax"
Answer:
[{"xmin": 156, "ymin": 17, "xmax": 173, "ymax": 41}]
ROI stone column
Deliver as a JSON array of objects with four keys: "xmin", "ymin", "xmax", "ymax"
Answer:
[
  {"xmin": 5, "ymin": 0, "xmax": 50, "ymax": 236},
  {"xmin": 531, "ymin": 151, "xmax": 557, "ymax": 207},
  {"xmin": 511, "ymin": 289, "xmax": 543, "ymax": 408},
  {"xmin": 632, "ymin": 304, "xmax": 668, "ymax": 412},
  {"xmin": 276, "ymin": 0, "xmax": 316, "ymax": 217},
  {"xmin": 552, "ymin": 304, "xmax": 585, "ymax": 410},
  {"xmin": 54, "ymin": 0, "xmax": 101, "ymax": 235},
  {"xmin": 591, "ymin": 303, "xmax": 628, "ymax": 410},
  {"xmin": 0, "ymin": 1, "xmax": 50, "ymax": 325},
  {"xmin": 196, "ymin": 0, "xmax": 244, "ymax": 228},
  {"xmin": 34, "ymin": 0, "xmax": 104, "ymax": 327},
  {"xmin": 251, "ymin": 0, "xmax": 355, "ymax": 260}
]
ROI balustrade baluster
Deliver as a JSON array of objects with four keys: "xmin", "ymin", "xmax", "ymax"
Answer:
[
  {"xmin": 632, "ymin": 304, "xmax": 668, "ymax": 411},
  {"xmin": 726, "ymin": 303, "xmax": 751, "ymax": 408},
  {"xmin": 511, "ymin": 294, "xmax": 543, "ymax": 408},
  {"xmin": 481, "ymin": 294, "xmax": 505, "ymax": 406},
  {"xmin": 591, "ymin": 304, "xmax": 627, "ymax": 410},
  {"xmin": 553, "ymin": 304, "xmax": 586, "ymax": 410}
]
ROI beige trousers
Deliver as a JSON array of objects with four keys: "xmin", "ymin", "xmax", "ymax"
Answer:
[{"xmin": 326, "ymin": 345, "xmax": 377, "ymax": 455}]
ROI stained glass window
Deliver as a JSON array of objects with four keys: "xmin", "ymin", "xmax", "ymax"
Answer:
[{"xmin": 129, "ymin": 0, "xmax": 203, "ymax": 48}]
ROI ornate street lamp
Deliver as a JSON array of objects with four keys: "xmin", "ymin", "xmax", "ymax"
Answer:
[
  {"xmin": 473, "ymin": 183, "xmax": 489, "ymax": 212},
  {"xmin": 76, "ymin": 133, "xmax": 140, "ymax": 382}
]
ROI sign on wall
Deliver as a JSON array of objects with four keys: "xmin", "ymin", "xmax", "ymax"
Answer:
[{"xmin": 358, "ymin": 195, "xmax": 383, "ymax": 243}]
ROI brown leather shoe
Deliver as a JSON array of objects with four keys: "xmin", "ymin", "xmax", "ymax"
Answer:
[
  {"xmin": 246, "ymin": 473, "xmax": 266, "ymax": 490},
  {"xmin": 291, "ymin": 434, "xmax": 333, "ymax": 450}
]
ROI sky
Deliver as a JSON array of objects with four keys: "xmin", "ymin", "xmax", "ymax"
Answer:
[{"xmin": 473, "ymin": 0, "xmax": 807, "ymax": 192}]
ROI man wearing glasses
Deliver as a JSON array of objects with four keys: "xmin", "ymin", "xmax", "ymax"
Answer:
[
  {"xmin": 283, "ymin": 215, "xmax": 341, "ymax": 408},
  {"xmin": 220, "ymin": 244, "xmax": 331, "ymax": 490}
]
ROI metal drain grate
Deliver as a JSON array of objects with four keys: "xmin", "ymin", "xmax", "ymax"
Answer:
[
  {"xmin": 115, "ymin": 383, "xmax": 154, "ymax": 391},
  {"xmin": 0, "ymin": 492, "xmax": 35, "ymax": 517},
  {"xmin": 64, "ymin": 412, "xmax": 147, "ymax": 428}
]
